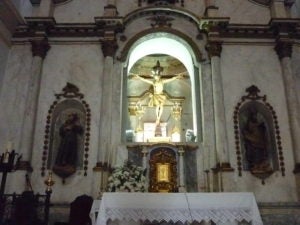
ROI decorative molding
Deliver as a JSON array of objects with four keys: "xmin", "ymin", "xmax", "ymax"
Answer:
[
  {"xmin": 138, "ymin": 0, "xmax": 184, "ymax": 7},
  {"xmin": 53, "ymin": 0, "xmax": 73, "ymax": 5},
  {"xmin": 41, "ymin": 83, "xmax": 91, "ymax": 177},
  {"xmin": 233, "ymin": 85, "xmax": 285, "ymax": 183},
  {"xmin": 123, "ymin": 7, "xmax": 199, "ymax": 28},
  {"xmin": 25, "ymin": 17, "xmax": 56, "ymax": 35},
  {"xmin": 248, "ymin": 0, "xmax": 271, "ymax": 6},
  {"xmin": 147, "ymin": 15, "xmax": 174, "ymax": 28},
  {"xmin": 12, "ymin": 15, "xmax": 300, "ymax": 43},
  {"xmin": 249, "ymin": 0, "xmax": 296, "ymax": 7},
  {"xmin": 29, "ymin": 0, "xmax": 41, "ymax": 6},
  {"xmin": 31, "ymin": 38, "xmax": 51, "ymax": 59},
  {"xmin": 118, "ymin": 27, "xmax": 204, "ymax": 63}
]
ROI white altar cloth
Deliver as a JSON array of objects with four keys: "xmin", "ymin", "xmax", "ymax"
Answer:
[{"xmin": 95, "ymin": 192, "xmax": 263, "ymax": 225}]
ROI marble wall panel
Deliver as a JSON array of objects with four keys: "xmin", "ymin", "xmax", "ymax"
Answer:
[
  {"xmin": 13, "ymin": 0, "xmax": 34, "ymax": 17},
  {"xmin": 217, "ymin": 0, "xmax": 270, "ymax": 24},
  {"xmin": 184, "ymin": 150, "xmax": 198, "ymax": 191},
  {"xmin": 291, "ymin": 0, "xmax": 300, "ymax": 18},
  {"xmin": 53, "ymin": 0, "xmax": 205, "ymax": 24},
  {"xmin": 0, "ymin": 40, "xmax": 10, "ymax": 94},
  {"xmin": 221, "ymin": 44, "xmax": 297, "ymax": 202},
  {"xmin": 292, "ymin": 45, "xmax": 300, "ymax": 104},
  {"xmin": 53, "ymin": 0, "xmax": 105, "ymax": 23},
  {"xmin": 0, "ymin": 44, "xmax": 32, "ymax": 154},
  {"xmin": 29, "ymin": 43, "xmax": 104, "ymax": 202}
]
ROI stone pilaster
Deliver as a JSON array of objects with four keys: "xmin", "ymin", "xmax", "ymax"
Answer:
[
  {"xmin": 275, "ymin": 40, "xmax": 300, "ymax": 174},
  {"xmin": 205, "ymin": 41, "xmax": 232, "ymax": 171},
  {"xmin": 142, "ymin": 146, "xmax": 148, "ymax": 170},
  {"xmin": 96, "ymin": 39, "xmax": 118, "ymax": 168},
  {"xmin": 178, "ymin": 147, "xmax": 185, "ymax": 192},
  {"xmin": 19, "ymin": 37, "xmax": 50, "ymax": 171}
]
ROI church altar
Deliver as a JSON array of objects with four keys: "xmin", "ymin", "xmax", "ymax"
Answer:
[{"xmin": 93, "ymin": 192, "xmax": 263, "ymax": 225}]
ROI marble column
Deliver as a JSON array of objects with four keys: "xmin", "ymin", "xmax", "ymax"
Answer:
[
  {"xmin": 275, "ymin": 40, "xmax": 300, "ymax": 173},
  {"xmin": 19, "ymin": 38, "xmax": 50, "ymax": 171},
  {"xmin": 96, "ymin": 39, "xmax": 118, "ymax": 168},
  {"xmin": 178, "ymin": 147, "xmax": 185, "ymax": 192},
  {"xmin": 142, "ymin": 146, "xmax": 148, "ymax": 170},
  {"xmin": 205, "ymin": 41, "xmax": 232, "ymax": 170}
]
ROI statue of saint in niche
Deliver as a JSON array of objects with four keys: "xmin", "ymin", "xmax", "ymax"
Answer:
[
  {"xmin": 53, "ymin": 112, "xmax": 83, "ymax": 180},
  {"xmin": 242, "ymin": 108, "xmax": 272, "ymax": 173},
  {"xmin": 133, "ymin": 61, "xmax": 183, "ymax": 125}
]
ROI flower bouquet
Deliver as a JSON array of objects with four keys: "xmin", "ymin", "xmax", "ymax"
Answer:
[{"xmin": 107, "ymin": 160, "xmax": 147, "ymax": 192}]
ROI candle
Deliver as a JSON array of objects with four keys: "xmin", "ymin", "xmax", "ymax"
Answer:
[
  {"xmin": 3, "ymin": 150, "xmax": 9, "ymax": 163},
  {"xmin": 6, "ymin": 141, "xmax": 13, "ymax": 152}
]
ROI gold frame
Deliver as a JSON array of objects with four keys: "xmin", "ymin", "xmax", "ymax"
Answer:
[{"xmin": 149, "ymin": 148, "xmax": 177, "ymax": 192}]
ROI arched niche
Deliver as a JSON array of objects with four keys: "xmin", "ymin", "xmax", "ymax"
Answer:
[
  {"xmin": 233, "ymin": 85, "xmax": 285, "ymax": 184},
  {"xmin": 41, "ymin": 83, "xmax": 91, "ymax": 181},
  {"xmin": 122, "ymin": 32, "xmax": 202, "ymax": 144}
]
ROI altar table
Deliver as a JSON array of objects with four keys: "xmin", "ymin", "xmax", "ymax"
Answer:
[{"xmin": 94, "ymin": 192, "xmax": 263, "ymax": 225}]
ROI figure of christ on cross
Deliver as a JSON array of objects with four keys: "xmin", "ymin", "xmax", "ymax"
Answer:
[{"xmin": 133, "ymin": 61, "xmax": 183, "ymax": 125}]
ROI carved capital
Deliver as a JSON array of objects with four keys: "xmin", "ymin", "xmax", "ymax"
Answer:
[
  {"xmin": 274, "ymin": 40, "xmax": 293, "ymax": 59},
  {"xmin": 15, "ymin": 160, "xmax": 33, "ymax": 172},
  {"xmin": 293, "ymin": 163, "xmax": 300, "ymax": 174},
  {"xmin": 206, "ymin": 41, "xmax": 223, "ymax": 58},
  {"xmin": 200, "ymin": 18, "xmax": 229, "ymax": 34},
  {"xmin": 101, "ymin": 40, "xmax": 118, "ymax": 57},
  {"xmin": 31, "ymin": 38, "xmax": 51, "ymax": 59},
  {"xmin": 212, "ymin": 162, "xmax": 234, "ymax": 172}
]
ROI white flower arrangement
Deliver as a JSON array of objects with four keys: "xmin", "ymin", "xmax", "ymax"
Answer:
[{"xmin": 107, "ymin": 160, "xmax": 147, "ymax": 192}]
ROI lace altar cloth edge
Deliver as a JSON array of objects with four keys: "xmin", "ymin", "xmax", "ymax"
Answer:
[{"xmin": 96, "ymin": 193, "xmax": 263, "ymax": 225}]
